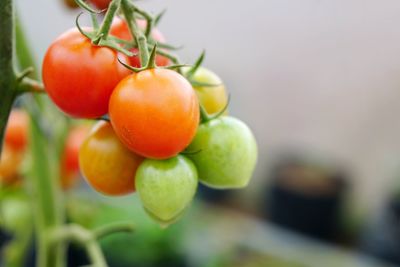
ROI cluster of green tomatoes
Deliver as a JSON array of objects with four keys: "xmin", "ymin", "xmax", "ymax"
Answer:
[{"xmin": 41, "ymin": 3, "xmax": 257, "ymax": 225}]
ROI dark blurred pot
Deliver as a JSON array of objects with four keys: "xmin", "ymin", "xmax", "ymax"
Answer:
[
  {"xmin": 360, "ymin": 198, "xmax": 400, "ymax": 265},
  {"xmin": 266, "ymin": 157, "xmax": 346, "ymax": 241},
  {"xmin": 197, "ymin": 183, "xmax": 233, "ymax": 204}
]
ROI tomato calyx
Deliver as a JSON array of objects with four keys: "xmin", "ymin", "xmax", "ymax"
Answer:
[
  {"xmin": 183, "ymin": 51, "xmax": 223, "ymax": 89},
  {"xmin": 74, "ymin": 0, "xmax": 183, "ymax": 72},
  {"xmin": 199, "ymin": 95, "xmax": 230, "ymax": 124},
  {"xmin": 75, "ymin": 13, "xmax": 134, "ymax": 57},
  {"xmin": 117, "ymin": 43, "xmax": 190, "ymax": 73}
]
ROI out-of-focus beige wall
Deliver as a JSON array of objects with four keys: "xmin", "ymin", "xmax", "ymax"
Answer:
[{"xmin": 18, "ymin": 0, "xmax": 400, "ymax": 214}]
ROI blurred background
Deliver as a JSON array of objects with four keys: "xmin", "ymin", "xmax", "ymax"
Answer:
[{"xmin": 4, "ymin": 0, "xmax": 400, "ymax": 266}]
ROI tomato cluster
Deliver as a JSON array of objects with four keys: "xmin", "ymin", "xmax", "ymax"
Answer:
[{"xmin": 42, "ymin": 14, "xmax": 257, "ymax": 225}]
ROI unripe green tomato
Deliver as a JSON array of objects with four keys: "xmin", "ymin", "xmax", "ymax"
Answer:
[
  {"xmin": 186, "ymin": 116, "xmax": 257, "ymax": 189},
  {"xmin": 183, "ymin": 67, "xmax": 228, "ymax": 115},
  {"xmin": 135, "ymin": 155, "xmax": 198, "ymax": 224}
]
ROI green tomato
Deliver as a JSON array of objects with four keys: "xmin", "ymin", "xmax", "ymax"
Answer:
[
  {"xmin": 135, "ymin": 155, "xmax": 198, "ymax": 224},
  {"xmin": 187, "ymin": 116, "xmax": 257, "ymax": 189}
]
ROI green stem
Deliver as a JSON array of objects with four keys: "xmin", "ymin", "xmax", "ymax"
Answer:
[
  {"xmin": 0, "ymin": 0, "xmax": 16, "ymax": 155},
  {"xmin": 49, "ymin": 224, "xmax": 108, "ymax": 267},
  {"xmin": 16, "ymin": 77, "xmax": 45, "ymax": 94},
  {"xmin": 30, "ymin": 116, "xmax": 65, "ymax": 267},
  {"xmin": 121, "ymin": 0, "xmax": 149, "ymax": 66},
  {"xmin": 15, "ymin": 9, "xmax": 66, "ymax": 267},
  {"xmin": 15, "ymin": 14, "xmax": 37, "ymax": 77},
  {"xmin": 131, "ymin": 6, "xmax": 153, "ymax": 38},
  {"xmin": 93, "ymin": 0, "xmax": 120, "ymax": 44},
  {"xmin": 94, "ymin": 222, "xmax": 135, "ymax": 239}
]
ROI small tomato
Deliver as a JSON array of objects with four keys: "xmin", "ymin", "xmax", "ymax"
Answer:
[
  {"xmin": 135, "ymin": 155, "xmax": 198, "ymax": 224},
  {"xmin": 0, "ymin": 146, "xmax": 24, "ymax": 185},
  {"xmin": 79, "ymin": 121, "xmax": 143, "ymax": 196},
  {"xmin": 42, "ymin": 28, "xmax": 130, "ymax": 118},
  {"xmin": 186, "ymin": 117, "xmax": 257, "ymax": 188},
  {"xmin": 4, "ymin": 109, "xmax": 29, "ymax": 152},
  {"xmin": 109, "ymin": 69, "xmax": 199, "ymax": 159},
  {"xmin": 60, "ymin": 125, "xmax": 90, "ymax": 189}
]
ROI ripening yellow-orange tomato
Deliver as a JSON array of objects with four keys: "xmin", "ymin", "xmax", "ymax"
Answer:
[{"xmin": 79, "ymin": 121, "xmax": 143, "ymax": 196}]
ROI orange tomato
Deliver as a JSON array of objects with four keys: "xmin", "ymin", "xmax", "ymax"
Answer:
[
  {"xmin": 109, "ymin": 69, "xmax": 199, "ymax": 159},
  {"xmin": 4, "ymin": 109, "xmax": 29, "ymax": 152},
  {"xmin": 79, "ymin": 121, "xmax": 143, "ymax": 196},
  {"xmin": 0, "ymin": 145, "xmax": 24, "ymax": 185}
]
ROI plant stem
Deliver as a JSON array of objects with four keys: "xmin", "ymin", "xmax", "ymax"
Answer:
[
  {"xmin": 30, "ymin": 116, "xmax": 65, "ymax": 267},
  {"xmin": 94, "ymin": 0, "xmax": 120, "ymax": 43},
  {"xmin": 17, "ymin": 77, "xmax": 45, "ymax": 94},
  {"xmin": 50, "ymin": 224, "xmax": 108, "ymax": 267},
  {"xmin": 94, "ymin": 222, "xmax": 135, "ymax": 239},
  {"xmin": 15, "ymin": 8, "xmax": 66, "ymax": 267},
  {"xmin": 0, "ymin": 0, "xmax": 16, "ymax": 155},
  {"xmin": 121, "ymin": 0, "xmax": 149, "ymax": 66}
]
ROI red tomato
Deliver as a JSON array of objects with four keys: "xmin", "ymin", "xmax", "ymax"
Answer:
[
  {"xmin": 89, "ymin": 0, "xmax": 111, "ymax": 9},
  {"xmin": 110, "ymin": 17, "xmax": 170, "ymax": 67},
  {"xmin": 42, "ymin": 28, "xmax": 130, "ymax": 118},
  {"xmin": 4, "ymin": 110, "xmax": 29, "ymax": 152},
  {"xmin": 60, "ymin": 125, "xmax": 90, "ymax": 189},
  {"xmin": 109, "ymin": 69, "xmax": 199, "ymax": 159}
]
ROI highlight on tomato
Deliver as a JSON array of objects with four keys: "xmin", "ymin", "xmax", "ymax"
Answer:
[
  {"xmin": 110, "ymin": 17, "xmax": 170, "ymax": 67},
  {"xmin": 109, "ymin": 68, "xmax": 199, "ymax": 159},
  {"xmin": 79, "ymin": 121, "xmax": 144, "ymax": 196},
  {"xmin": 42, "ymin": 28, "xmax": 130, "ymax": 118},
  {"xmin": 187, "ymin": 116, "xmax": 257, "ymax": 189},
  {"xmin": 60, "ymin": 124, "xmax": 90, "ymax": 190},
  {"xmin": 135, "ymin": 155, "xmax": 198, "ymax": 224}
]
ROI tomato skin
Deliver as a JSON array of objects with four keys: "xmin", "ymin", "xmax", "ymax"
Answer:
[
  {"xmin": 89, "ymin": 0, "xmax": 111, "ymax": 9},
  {"xmin": 79, "ymin": 121, "xmax": 143, "ymax": 196},
  {"xmin": 183, "ymin": 67, "xmax": 228, "ymax": 115},
  {"xmin": 42, "ymin": 28, "xmax": 130, "ymax": 118},
  {"xmin": 109, "ymin": 69, "xmax": 199, "ymax": 159},
  {"xmin": 135, "ymin": 155, "xmax": 198, "ymax": 223},
  {"xmin": 4, "ymin": 110, "xmax": 29, "ymax": 152},
  {"xmin": 110, "ymin": 18, "xmax": 170, "ymax": 67},
  {"xmin": 60, "ymin": 125, "xmax": 90, "ymax": 189},
  {"xmin": 186, "ymin": 117, "xmax": 257, "ymax": 189}
]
